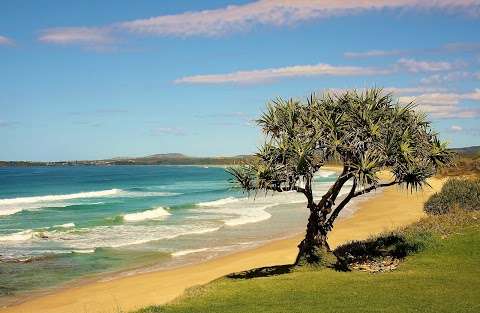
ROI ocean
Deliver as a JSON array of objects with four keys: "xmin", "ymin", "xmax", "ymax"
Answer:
[{"xmin": 0, "ymin": 165, "xmax": 345, "ymax": 303}]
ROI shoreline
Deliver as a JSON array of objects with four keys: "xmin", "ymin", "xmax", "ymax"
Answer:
[{"xmin": 0, "ymin": 175, "xmax": 444, "ymax": 313}]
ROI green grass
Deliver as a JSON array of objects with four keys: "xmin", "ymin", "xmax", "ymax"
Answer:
[{"xmin": 136, "ymin": 212, "xmax": 480, "ymax": 313}]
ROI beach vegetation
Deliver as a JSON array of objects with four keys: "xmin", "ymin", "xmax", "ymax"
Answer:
[
  {"xmin": 227, "ymin": 87, "xmax": 453, "ymax": 265},
  {"xmin": 437, "ymin": 150, "xmax": 480, "ymax": 177},
  {"xmin": 424, "ymin": 178, "xmax": 480, "ymax": 215}
]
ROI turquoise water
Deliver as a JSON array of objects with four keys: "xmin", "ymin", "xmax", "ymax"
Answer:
[{"xmin": 0, "ymin": 166, "xmax": 339, "ymax": 302}]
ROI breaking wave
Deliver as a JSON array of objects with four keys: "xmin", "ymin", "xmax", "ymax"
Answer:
[
  {"xmin": 123, "ymin": 207, "xmax": 171, "ymax": 222},
  {"xmin": 223, "ymin": 205, "xmax": 275, "ymax": 226},
  {"xmin": 53, "ymin": 222, "xmax": 75, "ymax": 228},
  {"xmin": 0, "ymin": 189, "xmax": 179, "ymax": 217},
  {"xmin": 197, "ymin": 197, "xmax": 241, "ymax": 207},
  {"xmin": 0, "ymin": 229, "xmax": 37, "ymax": 242},
  {"xmin": 0, "ymin": 189, "xmax": 122, "ymax": 206}
]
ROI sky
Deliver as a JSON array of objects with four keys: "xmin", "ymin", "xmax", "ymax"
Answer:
[{"xmin": 1, "ymin": 0, "xmax": 480, "ymax": 161}]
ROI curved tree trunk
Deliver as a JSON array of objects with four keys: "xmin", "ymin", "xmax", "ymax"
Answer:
[
  {"xmin": 294, "ymin": 169, "xmax": 352, "ymax": 266},
  {"xmin": 295, "ymin": 207, "xmax": 333, "ymax": 266}
]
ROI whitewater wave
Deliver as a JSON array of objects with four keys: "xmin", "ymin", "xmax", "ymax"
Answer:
[
  {"xmin": 171, "ymin": 248, "xmax": 209, "ymax": 257},
  {"xmin": 0, "ymin": 189, "xmax": 179, "ymax": 217},
  {"xmin": 0, "ymin": 207, "xmax": 23, "ymax": 217},
  {"xmin": 195, "ymin": 199, "xmax": 278, "ymax": 227},
  {"xmin": 0, "ymin": 189, "xmax": 122, "ymax": 206},
  {"xmin": 123, "ymin": 207, "xmax": 171, "ymax": 222},
  {"xmin": 64, "ymin": 225, "xmax": 222, "ymax": 249},
  {"xmin": 122, "ymin": 191, "xmax": 180, "ymax": 198},
  {"xmin": 71, "ymin": 249, "xmax": 95, "ymax": 254},
  {"xmin": 0, "ymin": 221, "xmax": 79, "ymax": 242},
  {"xmin": 0, "ymin": 223, "xmax": 222, "ymax": 251},
  {"xmin": 224, "ymin": 205, "xmax": 274, "ymax": 226},
  {"xmin": 53, "ymin": 222, "xmax": 75, "ymax": 228},
  {"xmin": 197, "ymin": 197, "xmax": 241, "ymax": 207},
  {"xmin": 0, "ymin": 230, "xmax": 36, "ymax": 242}
]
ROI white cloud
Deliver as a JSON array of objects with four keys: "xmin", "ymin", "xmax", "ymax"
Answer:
[
  {"xmin": 175, "ymin": 63, "xmax": 390, "ymax": 84},
  {"xmin": 119, "ymin": 0, "xmax": 480, "ymax": 37},
  {"xmin": 38, "ymin": 27, "xmax": 115, "ymax": 49},
  {"xmin": 396, "ymin": 58, "xmax": 455, "ymax": 73},
  {"xmin": 450, "ymin": 125, "xmax": 463, "ymax": 132},
  {"xmin": 345, "ymin": 42, "xmax": 480, "ymax": 59},
  {"xmin": 39, "ymin": 0, "xmax": 480, "ymax": 46},
  {"xmin": 420, "ymin": 71, "xmax": 479, "ymax": 84},
  {"xmin": 385, "ymin": 86, "xmax": 447, "ymax": 95},
  {"xmin": 344, "ymin": 49, "xmax": 405, "ymax": 58},
  {"xmin": 0, "ymin": 35, "xmax": 14, "ymax": 46},
  {"xmin": 398, "ymin": 89, "xmax": 480, "ymax": 118}
]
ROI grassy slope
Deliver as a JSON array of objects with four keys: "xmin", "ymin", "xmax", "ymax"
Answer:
[{"xmin": 138, "ymin": 217, "xmax": 480, "ymax": 313}]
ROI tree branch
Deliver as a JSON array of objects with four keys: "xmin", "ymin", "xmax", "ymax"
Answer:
[
  {"xmin": 352, "ymin": 180, "xmax": 398, "ymax": 198},
  {"xmin": 265, "ymin": 184, "xmax": 307, "ymax": 195},
  {"xmin": 325, "ymin": 179, "xmax": 399, "ymax": 231},
  {"xmin": 325, "ymin": 179, "xmax": 357, "ymax": 230},
  {"xmin": 317, "ymin": 166, "xmax": 352, "ymax": 218}
]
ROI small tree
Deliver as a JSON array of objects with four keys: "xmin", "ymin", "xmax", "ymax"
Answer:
[{"xmin": 228, "ymin": 88, "xmax": 452, "ymax": 265}]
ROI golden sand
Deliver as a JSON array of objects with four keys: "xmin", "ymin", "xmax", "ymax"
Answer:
[{"xmin": 1, "ymin": 176, "xmax": 444, "ymax": 313}]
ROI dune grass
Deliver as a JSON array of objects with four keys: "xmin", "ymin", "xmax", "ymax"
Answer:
[{"xmin": 136, "ymin": 211, "xmax": 480, "ymax": 313}]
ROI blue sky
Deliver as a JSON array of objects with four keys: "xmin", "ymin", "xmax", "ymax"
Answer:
[{"xmin": 1, "ymin": 0, "xmax": 480, "ymax": 161}]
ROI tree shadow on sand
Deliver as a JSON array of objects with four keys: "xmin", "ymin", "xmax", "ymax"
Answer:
[{"xmin": 227, "ymin": 264, "xmax": 294, "ymax": 280}]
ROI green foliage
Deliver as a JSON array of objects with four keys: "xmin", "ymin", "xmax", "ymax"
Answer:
[
  {"xmin": 438, "ymin": 152, "xmax": 480, "ymax": 177},
  {"xmin": 334, "ymin": 233, "xmax": 427, "ymax": 271},
  {"xmin": 295, "ymin": 245, "xmax": 337, "ymax": 268},
  {"xmin": 228, "ymin": 87, "xmax": 452, "ymax": 197},
  {"xmin": 424, "ymin": 178, "xmax": 480, "ymax": 214}
]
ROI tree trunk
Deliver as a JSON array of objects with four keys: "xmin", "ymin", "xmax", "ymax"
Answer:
[{"xmin": 295, "ymin": 208, "xmax": 334, "ymax": 266}]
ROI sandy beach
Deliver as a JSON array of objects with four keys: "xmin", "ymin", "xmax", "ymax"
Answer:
[{"xmin": 0, "ymin": 176, "xmax": 444, "ymax": 313}]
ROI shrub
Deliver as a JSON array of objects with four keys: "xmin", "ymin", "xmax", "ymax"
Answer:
[
  {"xmin": 334, "ymin": 231, "xmax": 429, "ymax": 271},
  {"xmin": 424, "ymin": 178, "xmax": 480, "ymax": 215},
  {"xmin": 334, "ymin": 209, "xmax": 480, "ymax": 271}
]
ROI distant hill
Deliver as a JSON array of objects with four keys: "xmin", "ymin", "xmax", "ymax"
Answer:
[
  {"xmin": 2, "ymin": 146, "xmax": 479, "ymax": 167},
  {"xmin": 451, "ymin": 146, "xmax": 480, "ymax": 156},
  {"xmin": 144, "ymin": 153, "xmax": 188, "ymax": 159},
  {"xmin": 0, "ymin": 153, "xmax": 251, "ymax": 167},
  {"xmin": 100, "ymin": 153, "xmax": 251, "ymax": 166}
]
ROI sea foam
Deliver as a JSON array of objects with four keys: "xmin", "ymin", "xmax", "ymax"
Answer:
[
  {"xmin": 0, "ymin": 189, "xmax": 122, "ymax": 206},
  {"xmin": 123, "ymin": 207, "xmax": 171, "ymax": 222},
  {"xmin": 171, "ymin": 248, "xmax": 209, "ymax": 257},
  {"xmin": 223, "ymin": 205, "xmax": 274, "ymax": 226},
  {"xmin": 197, "ymin": 197, "xmax": 240, "ymax": 207},
  {"xmin": 0, "ymin": 229, "xmax": 35, "ymax": 242},
  {"xmin": 0, "ymin": 207, "xmax": 23, "ymax": 217},
  {"xmin": 0, "ymin": 189, "xmax": 178, "ymax": 217},
  {"xmin": 53, "ymin": 222, "xmax": 75, "ymax": 228}
]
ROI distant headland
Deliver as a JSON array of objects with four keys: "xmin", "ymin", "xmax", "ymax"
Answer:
[
  {"xmin": 0, "ymin": 153, "xmax": 252, "ymax": 167},
  {"xmin": 1, "ymin": 146, "xmax": 478, "ymax": 167}
]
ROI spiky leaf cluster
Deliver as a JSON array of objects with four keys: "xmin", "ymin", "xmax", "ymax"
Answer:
[{"xmin": 228, "ymin": 88, "xmax": 452, "ymax": 194}]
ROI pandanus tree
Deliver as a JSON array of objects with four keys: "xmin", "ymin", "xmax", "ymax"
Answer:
[{"xmin": 227, "ymin": 88, "xmax": 452, "ymax": 265}]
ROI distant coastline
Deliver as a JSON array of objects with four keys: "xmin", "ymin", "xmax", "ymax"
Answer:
[
  {"xmin": 1, "ymin": 146, "xmax": 478, "ymax": 167},
  {"xmin": 0, "ymin": 153, "xmax": 252, "ymax": 167}
]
